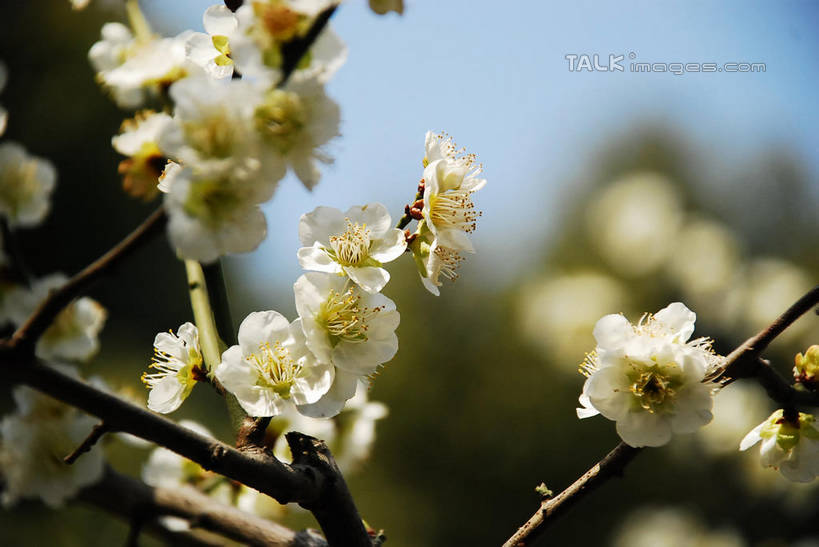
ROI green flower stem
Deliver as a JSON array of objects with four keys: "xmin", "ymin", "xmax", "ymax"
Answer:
[{"xmin": 184, "ymin": 260, "xmax": 224, "ymax": 372}]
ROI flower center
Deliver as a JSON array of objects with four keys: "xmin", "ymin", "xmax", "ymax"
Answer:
[
  {"xmin": 318, "ymin": 289, "xmax": 382, "ymax": 347},
  {"xmin": 141, "ymin": 342, "xmax": 201, "ymax": 390},
  {"xmin": 429, "ymin": 190, "xmax": 481, "ymax": 233},
  {"xmin": 249, "ymin": 342, "xmax": 300, "ymax": 397},
  {"xmin": 432, "ymin": 245, "xmax": 464, "ymax": 281},
  {"xmin": 255, "ymin": 89, "xmax": 306, "ymax": 154},
  {"xmin": 184, "ymin": 177, "xmax": 243, "ymax": 227},
  {"xmin": 329, "ymin": 219, "xmax": 371, "ymax": 267},
  {"xmin": 628, "ymin": 363, "xmax": 680, "ymax": 414},
  {"xmin": 211, "ymin": 35, "xmax": 233, "ymax": 67},
  {"xmin": 183, "ymin": 108, "xmax": 238, "ymax": 159}
]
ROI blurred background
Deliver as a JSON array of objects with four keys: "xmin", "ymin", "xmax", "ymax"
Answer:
[{"xmin": 1, "ymin": 0, "xmax": 818, "ymax": 545}]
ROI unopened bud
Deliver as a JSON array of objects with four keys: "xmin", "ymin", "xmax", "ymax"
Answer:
[{"xmin": 794, "ymin": 345, "xmax": 819, "ymax": 387}]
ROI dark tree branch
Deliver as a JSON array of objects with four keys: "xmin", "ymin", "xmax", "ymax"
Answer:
[
  {"xmin": 278, "ymin": 4, "xmax": 339, "ymax": 88},
  {"xmin": 64, "ymin": 422, "xmax": 111, "ymax": 464},
  {"xmin": 503, "ymin": 285, "xmax": 819, "ymax": 546},
  {"xmin": 7, "ymin": 206, "xmax": 167, "ymax": 354},
  {"xmin": 502, "ymin": 443, "xmax": 641, "ymax": 547},
  {"xmin": 79, "ymin": 467, "xmax": 323, "ymax": 547},
  {"xmin": 2, "ymin": 357, "xmax": 369, "ymax": 546}
]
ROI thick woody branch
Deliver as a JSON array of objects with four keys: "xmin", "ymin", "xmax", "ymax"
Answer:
[
  {"xmin": 504, "ymin": 285, "xmax": 819, "ymax": 546},
  {"xmin": 502, "ymin": 443, "xmax": 640, "ymax": 547},
  {"xmin": 7, "ymin": 206, "xmax": 167, "ymax": 354},
  {"xmin": 2, "ymin": 357, "xmax": 370, "ymax": 546},
  {"xmin": 79, "ymin": 467, "xmax": 326, "ymax": 547}
]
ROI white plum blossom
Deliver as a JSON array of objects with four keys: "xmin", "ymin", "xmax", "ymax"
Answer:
[
  {"xmin": 331, "ymin": 384, "xmax": 388, "ymax": 472},
  {"xmin": 577, "ymin": 302, "xmax": 719, "ymax": 447},
  {"xmin": 141, "ymin": 322, "xmax": 203, "ymax": 414},
  {"xmin": 5, "ymin": 274, "xmax": 107, "ymax": 362},
  {"xmin": 112, "ymin": 110, "xmax": 172, "ymax": 200},
  {"xmin": 160, "ymin": 76, "xmax": 283, "ymax": 192},
  {"xmin": 298, "ymin": 203, "xmax": 406, "ymax": 293},
  {"xmin": 229, "ymin": 2, "xmax": 347, "ymax": 86},
  {"xmin": 411, "ymin": 132, "xmax": 486, "ymax": 295},
  {"xmin": 0, "ymin": 142, "xmax": 56, "ymax": 228},
  {"xmin": 163, "ymin": 164, "xmax": 268, "ymax": 263},
  {"xmin": 0, "ymin": 383, "xmax": 105, "ymax": 508},
  {"xmin": 253, "ymin": 74, "xmax": 340, "ymax": 189},
  {"xmin": 215, "ymin": 311, "xmax": 333, "ymax": 417},
  {"xmin": 184, "ymin": 5, "xmax": 238, "ymax": 80},
  {"xmin": 89, "ymin": 22, "xmax": 194, "ymax": 109},
  {"xmin": 294, "ymin": 273, "xmax": 398, "ymax": 416},
  {"xmin": 740, "ymin": 409, "xmax": 819, "ymax": 483}
]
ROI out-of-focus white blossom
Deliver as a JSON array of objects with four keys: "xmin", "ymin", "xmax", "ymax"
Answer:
[
  {"xmin": 516, "ymin": 271, "xmax": 627, "ymax": 367},
  {"xmin": 253, "ymin": 74, "xmax": 340, "ymax": 189},
  {"xmin": 294, "ymin": 272, "xmax": 399, "ymax": 417},
  {"xmin": 0, "ymin": 142, "xmax": 56, "ymax": 228},
  {"xmin": 740, "ymin": 409, "xmax": 819, "ymax": 483},
  {"xmin": 229, "ymin": 1, "xmax": 347, "ymax": 86},
  {"xmin": 331, "ymin": 384, "xmax": 388, "ymax": 472},
  {"xmin": 160, "ymin": 76, "xmax": 284, "ymax": 192},
  {"xmin": 163, "ymin": 164, "xmax": 268, "ymax": 263},
  {"xmin": 5, "ymin": 274, "xmax": 106, "ymax": 362},
  {"xmin": 215, "ymin": 311, "xmax": 333, "ymax": 417},
  {"xmin": 586, "ymin": 171, "xmax": 684, "ymax": 278},
  {"xmin": 666, "ymin": 218, "xmax": 742, "ymax": 296},
  {"xmin": 577, "ymin": 302, "xmax": 719, "ymax": 447},
  {"xmin": 142, "ymin": 322, "xmax": 203, "ymax": 414},
  {"xmin": 298, "ymin": 203, "xmax": 406, "ymax": 293},
  {"xmin": 0, "ymin": 383, "xmax": 105, "ymax": 508},
  {"xmin": 89, "ymin": 22, "xmax": 194, "ymax": 109},
  {"xmin": 112, "ymin": 110, "xmax": 172, "ymax": 200},
  {"xmin": 612, "ymin": 506, "xmax": 747, "ymax": 547}
]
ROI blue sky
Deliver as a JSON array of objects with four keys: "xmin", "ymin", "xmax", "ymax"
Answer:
[{"xmin": 143, "ymin": 0, "xmax": 819, "ymax": 295}]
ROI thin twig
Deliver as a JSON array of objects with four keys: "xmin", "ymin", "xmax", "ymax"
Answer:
[
  {"xmin": 64, "ymin": 422, "xmax": 111, "ymax": 464},
  {"xmin": 278, "ymin": 4, "xmax": 339, "ymax": 88},
  {"xmin": 503, "ymin": 443, "xmax": 640, "ymax": 547},
  {"xmin": 7, "ymin": 206, "xmax": 167, "ymax": 353}
]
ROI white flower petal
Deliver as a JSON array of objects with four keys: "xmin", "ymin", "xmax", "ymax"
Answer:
[{"xmin": 345, "ymin": 266, "xmax": 389, "ymax": 294}]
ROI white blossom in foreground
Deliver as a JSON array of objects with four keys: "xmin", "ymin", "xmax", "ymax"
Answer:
[
  {"xmin": 142, "ymin": 322, "xmax": 203, "ymax": 414},
  {"xmin": 298, "ymin": 203, "xmax": 406, "ymax": 293},
  {"xmin": 0, "ymin": 383, "xmax": 104, "ymax": 508},
  {"xmin": 294, "ymin": 273, "xmax": 398, "ymax": 416},
  {"xmin": 112, "ymin": 110, "xmax": 172, "ymax": 200},
  {"xmin": 0, "ymin": 142, "xmax": 57, "ymax": 228},
  {"xmin": 253, "ymin": 74, "xmax": 340, "ymax": 189},
  {"xmin": 577, "ymin": 302, "xmax": 719, "ymax": 447},
  {"xmin": 163, "ymin": 164, "xmax": 267, "ymax": 263},
  {"xmin": 184, "ymin": 5, "xmax": 238, "ymax": 80},
  {"xmin": 5, "ymin": 274, "xmax": 106, "ymax": 362},
  {"xmin": 160, "ymin": 76, "xmax": 283, "ymax": 192},
  {"xmin": 740, "ymin": 409, "xmax": 819, "ymax": 483},
  {"xmin": 215, "ymin": 311, "xmax": 334, "ymax": 417},
  {"xmin": 229, "ymin": 2, "xmax": 347, "ymax": 85}
]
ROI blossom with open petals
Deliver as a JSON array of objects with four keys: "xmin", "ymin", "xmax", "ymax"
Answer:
[
  {"xmin": 5, "ymin": 274, "xmax": 106, "ymax": 362},
  {"xmin": 141, "ymin": 322, "xmax": 203, "ymax": 414},
  {"xmin": 294, "ymin": 273, "xmax": 398, "ymax": 416},
  {"xmin": 409, "ymin": 228, "xmax": 464, "ymax": 296},
  {"xmin": 298, "ymin": 203, "xmax": 406, "ymax": 293},
  {"xmin": 163, "ymin": 164, "xmax": 268, "ymax": 263},
  {"xmin": 740, "ymin": 409, "xmax": 819, "ymax": 483},
  {"xmin": 112, "ymin": 110, "xmax": 172, "ymax": 200},
  {"xmin": 185, "ymin": 5, "xmax": 238, "ymax": 80},
  {"xmin": 577, "ymin": 302, "xmax": 719, "ymax": 447},
  {"xmin": 215, "ymin": 311, "xmax": 333, "ymax": 417},
  {"xmin": 253, "ymin": 74, "xmax": 340, "ymax": 189},
  {"xmin": 0, "ymin": 382, "xmax": 104, "ymax": 508},
  {"xmin": 0, "ymin": 142, "xmax": 56, "ymax": 228}
]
